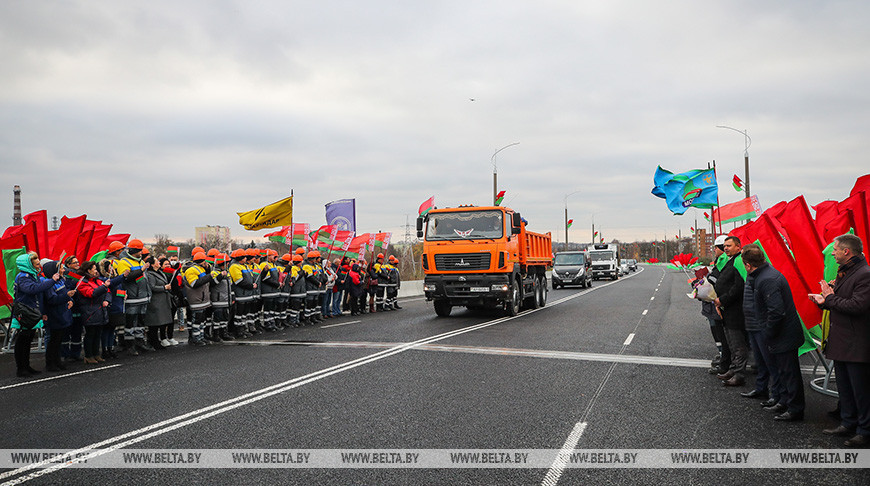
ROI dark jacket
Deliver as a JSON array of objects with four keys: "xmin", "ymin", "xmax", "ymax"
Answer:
[
  {"xmin": 144, "ymin": 268, "xmax": 173, "ymax": 327},
  {"xmin": 752, "ymin": 263, "xmax": 803, "ymax": 353},
  {"xmin": 742, "ymin": 271, "xmax": 760, "ymax": 332},
  {"xmin": 701, "ymin": 261, "xmax": 722, "ymax": 320},
  {"xmin": 42, "ymin": 261, "xmax": 73, "ymax": 330},
  {"xmin": 76, "ymin": 275, "xmax": 110, "ymax": 326},
  {"xmin": 714, "ymin": 255, "xmax": 745, "ymax": 330},
  {"xmin": 13, "ymin": 255, "xmax": 55, "ymax": 313},
  {"xmin": 819, "ymin": 255, "xmax": 870, "ymax": 362}
]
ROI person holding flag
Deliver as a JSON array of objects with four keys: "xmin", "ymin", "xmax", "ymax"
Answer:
[{"xmin": 114, "ymin": 239, "xmax": 153, "ymax": 354}]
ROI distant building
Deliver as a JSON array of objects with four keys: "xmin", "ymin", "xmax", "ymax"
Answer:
[
  {"xmin": 696, "ymin": 228, "xmax": 714, "ymax": 260},
  {"xmin": 195, "ymin": 225, "xmax": 231, "ymax": 246}
]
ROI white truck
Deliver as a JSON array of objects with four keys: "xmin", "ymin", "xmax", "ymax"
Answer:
[{"xmin": 588, "ymin": 243, "xmax": 620, "ymax": 280}]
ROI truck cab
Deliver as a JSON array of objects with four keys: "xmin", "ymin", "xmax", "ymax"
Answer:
[
  {"xmin": 418, "ymin": 205, "xmax": 552, "ymax": 317},
  {"xmin": 588, "ymin": 243, "xmax": 620, "ymax": 280}
]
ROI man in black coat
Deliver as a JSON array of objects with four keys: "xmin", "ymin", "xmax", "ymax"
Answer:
[
  {"xmin": 744, "ymin": 245, "xmax": 805, "ymax": 421},
  {"xmin": 811, "ymin": 234, "xmax": 870, "ymax": 446},
  {"xmin": 740, "ymin": 244, "xmax": 782, "ymax": 403},
  {"xmin": 714, "ymin": 236, "xmax": 748, "ymax": 386}
]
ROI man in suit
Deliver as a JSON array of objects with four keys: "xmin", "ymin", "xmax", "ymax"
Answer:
[
  {"xmin": 714, "ymin": 236, "xmax": 748, "ymax": 386},
  {"xmin": 810, "ymin": 234, "xmax": 870, "ymax": 446},
  {"xmin": 743, "ymin": 245, "xmax": 805, "ymax": 421}
]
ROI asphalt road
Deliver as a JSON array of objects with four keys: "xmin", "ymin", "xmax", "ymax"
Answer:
[{"xmin": 0, "ymin": 264, "xmax": 862, "ymax": 485}]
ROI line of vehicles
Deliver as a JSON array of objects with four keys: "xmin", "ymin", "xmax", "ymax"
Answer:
[{"xmin": 416, "ymin": 204, "xmax": 638, "ymax": 317}]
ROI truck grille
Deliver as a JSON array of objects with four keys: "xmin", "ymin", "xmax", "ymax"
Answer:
[{"xmin": 434, "ymin": 253, "xmax": 491, "ymax": 271}]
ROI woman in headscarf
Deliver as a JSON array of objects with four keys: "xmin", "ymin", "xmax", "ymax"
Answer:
[
  {"xmin": 41, "ymin": 260, "xmax": 75, "ymax": 371},
  {"xmin": 77, "ymin": 260, "xmax": 111, "ymax": 363},
  {"xmin": 144, "ymin": 256, "xmax": 173, "ymax": 350},
  {"xmin": 12, "ymin": 252, "xmax": 60, "ymax": 377}
]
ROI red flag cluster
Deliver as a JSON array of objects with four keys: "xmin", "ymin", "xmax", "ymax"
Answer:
[
  {"xmin": 1, "ymin": 211, "xmax": 129, "ymax": 264},
  {"xmin": 670, "ymin": 253, "xmax": 699, "ymax": 267},
  {"xmin": 727, "ymin": 174, "xmax": 870, "ymax": 330},
  {"xmin": 646, "ymin": 258, "xmax": 660, "ymax": 263}
]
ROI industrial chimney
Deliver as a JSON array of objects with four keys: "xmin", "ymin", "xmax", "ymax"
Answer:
[{"xmin": 13, "ymin": 185, "xmax": 22, "ymax": 226}]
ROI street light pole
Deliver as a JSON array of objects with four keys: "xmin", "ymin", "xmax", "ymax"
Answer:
[
  {"xmin": 491, "ymin": 142, "xmax": 520, "ymax": 205},
  {"xmin": 716, "ymin": 125, "xmax": 751, "ymax": 200},
  {"xmin": 564, "ymin": 190, "xmax": 581, "ymax": 248}
]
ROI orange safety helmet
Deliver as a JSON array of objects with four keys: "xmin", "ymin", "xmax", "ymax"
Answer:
[
  {"xmin": 192, "ymin": 246, "xmax": 205, "ymax": 256},
  {"xmin": 215, "ymin": 253, "xmax": 229, "ymax": 264},
  {"xmin": 193, "ymin": 252, "xmax": 207, "ymax": 261},
  {"xmin": 127, "ymin": 239, "xmax": 144, "ymax": 250},
  {"xmin": 389, "ymin": 255, "xmax": 398, "ymax": 263},
  {"xmin": 292, "ymin": 254, "xmax": 304, "ymax": 262},
  {"xmin": 141, "ymin": 247, "xmax": 151, "ymax": 256},
  {"xmin": 306, "ymin": 250, "xmax": 320, "ymax": 259},
  {"xmin": 376, "ymin": 253, "xmax": 384, "ymax": 260},
  {"xmin": 281, "ymin": 253, "xmax": 293, "ymax": 262},
  {"xmin": 295, "ymin": 247, "xmax": 306, "ymax": 255},
  {"xmin": 108, "ymin": 241, "xmax": 125, "ymax": 253},
  {"xmin": 231, "ymin": 249, "xmax": 246, "ymax": 259},
  {"xmin": 207, "ymin": 248, "xmax": 219, "ymax": 257},
  {"xmin": 245, "ymin": 248, "xmax": 259, "ymax": 257}
]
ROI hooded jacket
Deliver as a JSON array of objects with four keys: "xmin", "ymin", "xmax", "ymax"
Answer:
[
  {"xmin": 13, "ymin": 254, "xmax": 56, "ymax": 312},
  {"xmin": 41, "ymin": 261, "xmax": 73, "ymax": 330}
]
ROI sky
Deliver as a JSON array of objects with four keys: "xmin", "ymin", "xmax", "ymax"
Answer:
[{"xmin": 2, "ymin": 1, "xmax": 869, "ymax": 246}]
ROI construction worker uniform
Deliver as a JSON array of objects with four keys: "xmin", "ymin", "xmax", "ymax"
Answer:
[
  {"xmin": 289, "ymin": 263, "xmax": 306, "ymax": 325},
  {"xmin": 385, "ymin": 263, "xmax": 401, "ymax": 310},
  {"xmin": 276, "ymin": 262, "xmax": 291, "ymax": 328},
  {"xmin": 209, "ymin": 267, "xmax": 234, "ymax": 341},
  {"xmin": 229, "ymin": 259, "xmax": 256, "ymax": 337},
  {"xmin": 373, "ymin": 260, "xmax": 387, "ymax": 311},
  {"xmin": 302, "ymin": 259, "xmax": 323, "ymax": 323},
  {"xmin": 183, "ymin": 262, "xmax": 212, "ymax": 345},
  {"xmin": 114, "ymin": 251, "xmax": 151, "ymax": 351},
  {"xmin": 259, "ymin": 260, "xmax": 281, "ymax": 331}
]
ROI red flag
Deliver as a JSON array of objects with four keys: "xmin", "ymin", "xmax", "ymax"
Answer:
[
  {"xmin": 51, "ymin": 215, "xmax": 87, "ymax": 259},
  {"xmin": 839, "ymin": 191, "xmax": 870, "ymax": 261},
  {"xmin": 823, "ymin": 209, "xmax": 856, "ymax": 246},
  {"xmin": 3, "ymin": 219, "xmax": 39, "ymax": 253},
  {"xmin": 774, "ymin": 196, "xmax": 825, "ymax": 297},
  {"xmin": 75, "ymin": 228, "xmax": 95, "ymax": 264},
  {"xmin": 86, "ymin": 223, "xmax": 113, "ymax": 260},
  {"xmin": 753, "ymin": 214, "xmax": 822, "ymax": 329},
  {"xmin": 418, "ymin": 196, "xmax": 435, "ymax": 216},
  {"xmin": 23, "ymin": 210, "xmax": 49, "ymax": 258},
  {"xmin": 106, "ymin": 234, "xmax": 131, "ymax": 246},
  {"xmin": 851, "ymin": 174, "xmax": 870, "ymax": 197},
  {"xmin": 811, "ymin": 200, "xmax": 840, "ymax": 241}
]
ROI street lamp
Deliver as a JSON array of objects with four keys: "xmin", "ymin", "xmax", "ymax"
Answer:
[
  {"xmin": 491, "ymin": 142, "xmax": 520, "ymax": 205},
  {"xmin": 564, "ymin": 190, "xmax": 582, "ymax": 247},
  {"xmin": 716, "ymin": 125, "xmax": 751, "ymax": 200}
]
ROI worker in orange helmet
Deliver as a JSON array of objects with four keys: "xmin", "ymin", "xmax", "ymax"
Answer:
[
  {"xmin": 288, "ymin": 254, "xmax": 306, "ymax": 325},
  {"xmin": 183, "ymin": 252, "xmax": 213, "ymax": 346},
  {"xmin": 302, "ymin": 251, "xmax": 324, "ymax": 324},
  {"xmin": 385, "ymin": 255, "xmax": 402, "ymax": 310},
  {"xmin": 228, "ymin": 249, "xmax": 255, "ymax": 338},
  {"xmin": 113, "ymin": 239, "xmax": 152, "ymax": 354},
  {"xmin": 258, "ymin": 248, "xmax": 281, "ymax": 331}
]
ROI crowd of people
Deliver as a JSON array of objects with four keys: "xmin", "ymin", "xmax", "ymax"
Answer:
[
  {"xmin": 10, "ymin": 240, "xmax": 403, "ymax": 377},
  {"xmin": 699, "ymin": 232, "xmax": 870, "ymax": 447}
]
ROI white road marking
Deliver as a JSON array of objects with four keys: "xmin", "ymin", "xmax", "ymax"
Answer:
[
  {"xmin": 650, "ymin": 296, "xmax": 655, "ymax": 300},
  {"xmin": 542, "ymin": 421, "xmax": 587, "ymax": 486},
  {"xmin": 0, "ymin": 365, "xmax": 122, "ymax": 390},
  {"xmin": 623, "ymin": 333, "xmax": 635, "ymax": 346},
  {"xmin": 320, "ymin": 320, "xmax": 361, "ymax": 329},
  {"xmin": 642, "ymin": 309, "xmax": 648, "ymax": 315}
]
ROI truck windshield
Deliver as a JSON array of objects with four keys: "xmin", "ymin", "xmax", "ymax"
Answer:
[
  {"xmin": 425, "ymin": 210, "xmax": 504, "ymax": 240},
  {"xmin": 554, "ymin": 254, "xmax": 585, "ymax": 265},
  {"xmin": 589, "ymin": 251, "xmax": 615, "ymax": 262}
]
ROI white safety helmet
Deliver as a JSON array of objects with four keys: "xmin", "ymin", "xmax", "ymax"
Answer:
[{"xmin": 714, "ymin": 235, "xmax": 728, "ymax": 246}]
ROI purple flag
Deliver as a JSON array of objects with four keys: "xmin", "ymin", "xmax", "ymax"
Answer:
[{"xmin": 325, "ymin": 199, "xmax": 356, "ymax": 232}]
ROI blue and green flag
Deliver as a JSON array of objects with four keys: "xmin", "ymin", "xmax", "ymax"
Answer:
[{"xmin": 651, "ymin": 166, "xmax": 719, "ymax": 215}]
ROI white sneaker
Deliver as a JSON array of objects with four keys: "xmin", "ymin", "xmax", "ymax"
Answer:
[
  {"xmin": 160, "ymin": 339, "xmax": 171, "ymax": 347},
  {"xmin": 168, "ymin": 338, "xmax": 179, "ymax": 346}
]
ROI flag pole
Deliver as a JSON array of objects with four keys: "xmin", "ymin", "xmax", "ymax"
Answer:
[{"xmin": 712, "ymin": 160, "xmax": 723, "ymax": 235}]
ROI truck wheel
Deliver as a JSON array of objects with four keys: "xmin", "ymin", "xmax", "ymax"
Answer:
[
  {"xmin": 506, "ymin": 279, "xmax": 521, "ymax": 316},
  {"xmin": 434, "ymin": 300, "xmax": 452, "ymax": 317},
  {"xmin": 538, "ymin": 276, "xmax": 548, "ymax": 307},
  {"xmin": 527, "ymin": 278, "xmax": 540, "ymax": 310}
]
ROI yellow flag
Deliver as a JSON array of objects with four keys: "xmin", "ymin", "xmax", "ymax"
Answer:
[{"xmin": 237, "ymin": 196, "xmax": 293, "ymax": 231}]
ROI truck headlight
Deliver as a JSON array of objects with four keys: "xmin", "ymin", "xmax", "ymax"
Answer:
[
  {"xmin": 424, "ymin": 284, "xmax": 437, "ymax": 291},
  {"xmin": 491, "ymin": 284, "xmax": 509, "ymax": 292}
]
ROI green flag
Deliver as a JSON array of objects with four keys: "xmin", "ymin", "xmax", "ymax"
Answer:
[
  {"xmin": 90, "ymin": 250, "xmax": 109, "ymax": 262},
  {"xmin": 0, "ymin": 247, "xmax": 27, "ymax": 319}
]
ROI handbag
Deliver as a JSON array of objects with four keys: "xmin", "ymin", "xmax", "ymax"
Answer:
[{"xmin": 12, "ymin": 300, "xmax": 43, "ymax": 330}]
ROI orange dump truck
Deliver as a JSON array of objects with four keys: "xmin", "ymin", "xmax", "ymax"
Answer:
[{"xmin": 417, "ymin": 205, "xmax": 553, "ymax": 317}]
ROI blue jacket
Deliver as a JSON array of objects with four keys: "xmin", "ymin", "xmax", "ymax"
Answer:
[
  {"xmin": 13, "ymin": 254, "xmax": 55, "ymax": 313},
  {"xmin": 751, "ymin": 263, "xmax": 803, "ymax": 354},
  {"xmin": 42, "ymin": 261, "xmax": 73, "ymax": 329}
]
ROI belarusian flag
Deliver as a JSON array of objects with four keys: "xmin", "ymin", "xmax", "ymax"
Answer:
[
  {"xmin": 732, "ymin": 174, "xmax": 744, "ymax": 192},
  {"xmin": 265, "ymin": 223, "xmax": 310, "ymax": 247},
  {"xmin": 373, "ymin": 232, "xmax": 391, "ymax": 248},
  {"xmin": 166, "ymin": 246, "xmax": 179, "ymax": 255},
  {"xmin": 712, "ymin": 195, "xmax": 762, "ymax": 224},
  {"xmin": 690, "ymin": 226, "xmax": 695, "ymax": 232},
  {"xmin": 567, "ymin": 219, "xmax": 573, "ymax": 229},
  {"xmin": 593, "ymin": 231, "xmax": 599, "ymax": 237},
  {"xmin": 495, "ymin": 190, "xmax": 506, "ymax": 206},
  {"xmin": 418, "ymin": 196, "xmax": 435, "ymax": 217},
  {"xmin": 703, "ymin": 212, "xmax": 710, "ymax": 221}
]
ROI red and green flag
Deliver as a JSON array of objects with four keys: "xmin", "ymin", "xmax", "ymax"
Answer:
[
  {"xmin": 495, "ymin": 190, "xmax": 506, "ymax": 206},
  {"xmin": 703, "ymin": 212, "xmax": 710, "ymax": 222},
  {"xmin": 166, "ymin": 246, "xmax": 179, "ymax": 255},
  {"xmin": 265, "ymin": 223, "xmax": 311, "ymax": 247},
  {"xmin": 732, "ymin": 174, "xmax": 744, "ymax": 192},
  {"xmin": 418, "ymin": 196, "xmax": 435, "ymax": 217},
  {"xmin": 0, "ymin": 244, "xmax": 27, "ymax": 316},
  {"xmin": 566, "ymin": 219, "xmax": 573, "ymax": 229},
  {"xmin": 373, "ymin": 232, "xmax": 391, "ymax": 248},
  {"xmin": 712, "ymin": 195, "xmax": 762, "ymax": 224}
]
